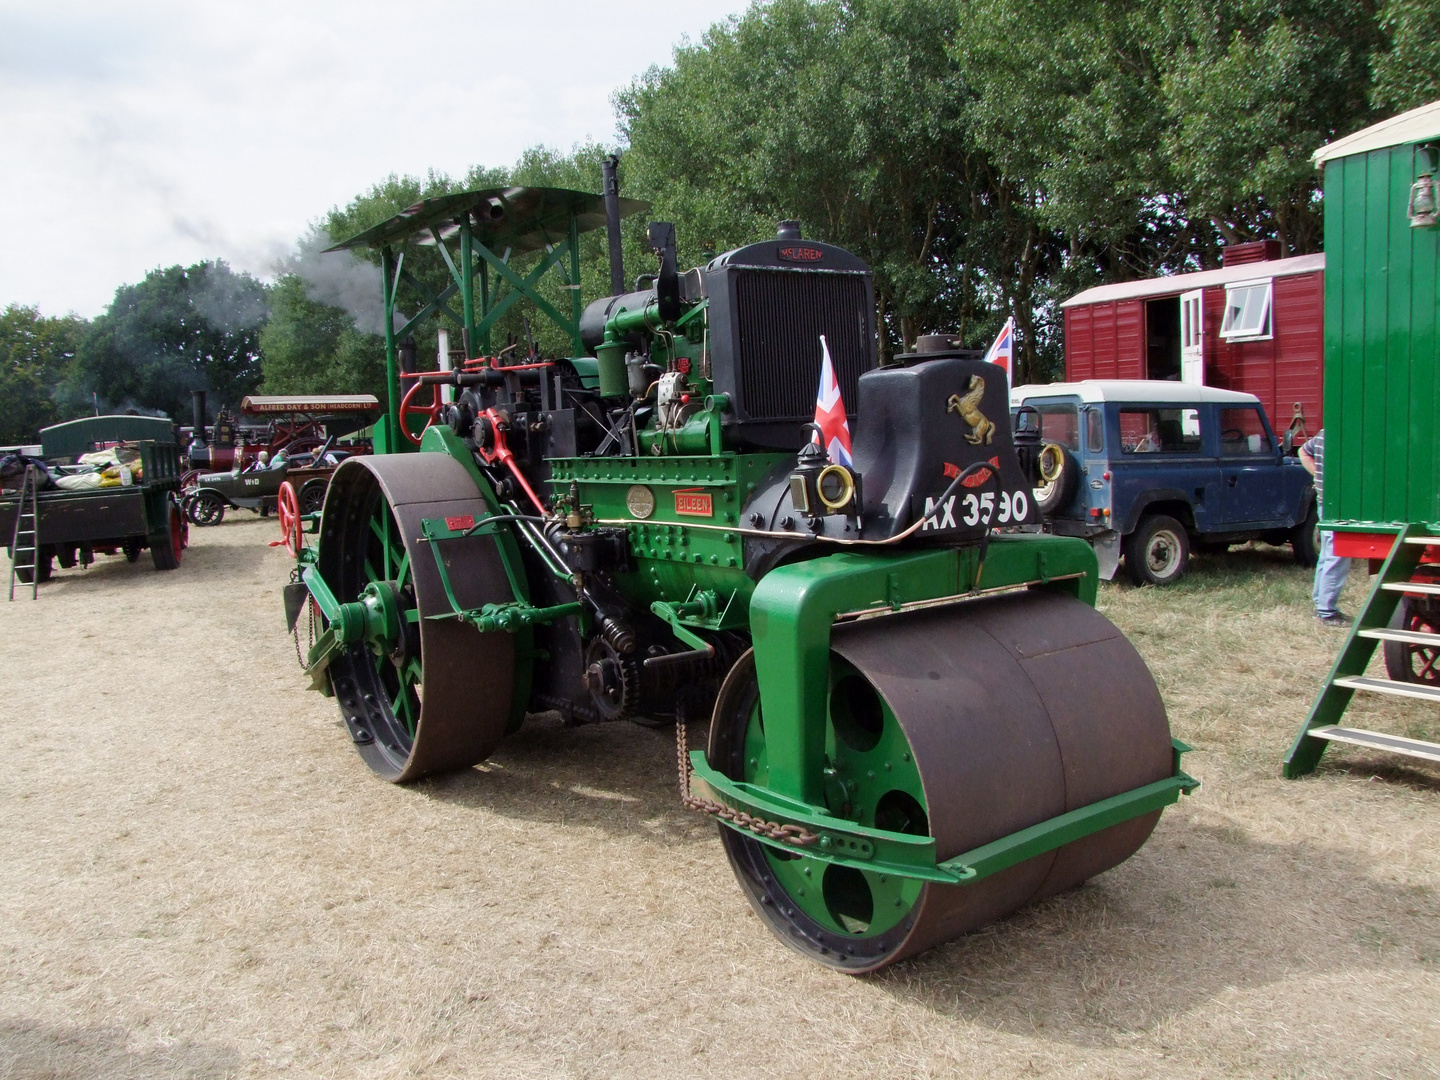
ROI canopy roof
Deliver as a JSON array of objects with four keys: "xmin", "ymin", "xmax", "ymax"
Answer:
[
  {"xmin": 40, "ymin": 415, "xmax": 175, "ymax": 459},
  {"xmin": 325, "ymin": 186, "xmax": 651, "ymax": 258},
  {"xmin": 241, "ymin": 395, "xmax": 380, "ymax": 416},
  {"xmin": 1061, "ymin": 253, "xmax": 1324, "ymax": 309},
  {"xmin": 1313, "ymin": 99, "xmax": 1440, "ymax": 166}
]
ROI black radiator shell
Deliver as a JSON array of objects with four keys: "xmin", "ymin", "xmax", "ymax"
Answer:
[{"xmin": 706, "ymin": 239, "xmax": 876, "ymax": 449}]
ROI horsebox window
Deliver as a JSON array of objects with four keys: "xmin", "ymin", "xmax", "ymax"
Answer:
[
  {"xmin": 1220, "ymin": 279, "xmax": 1273, "ymax": 341},
  {"xmin": 1119, "ymin": 408, "xmax": 1202, "ymax": 454}
]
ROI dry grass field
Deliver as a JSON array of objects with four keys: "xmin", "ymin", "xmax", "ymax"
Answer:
[{"xmin": 1, "ymin": 516, "xmax": 1436, "ymax": 1080}]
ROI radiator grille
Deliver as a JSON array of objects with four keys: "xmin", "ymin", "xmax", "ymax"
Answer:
[{"xmin": 733, "ymin": 269, "xmax": 872, "ymax": 421}]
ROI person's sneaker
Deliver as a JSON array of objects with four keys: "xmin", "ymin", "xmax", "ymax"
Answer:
[{"xmin": 1317, "ymin": 611, "xmax": 1353, "ymax": 627}]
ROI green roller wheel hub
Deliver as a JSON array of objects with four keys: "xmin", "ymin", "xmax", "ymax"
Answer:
[{"xmin": 743, "ymin": 657, "xmax": 928, "ymax": 938}]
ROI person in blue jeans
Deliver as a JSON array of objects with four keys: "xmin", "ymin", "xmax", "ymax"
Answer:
[{"xmin": 1299, "ymin": 429, "xmax": 1352, "ymax": 626}]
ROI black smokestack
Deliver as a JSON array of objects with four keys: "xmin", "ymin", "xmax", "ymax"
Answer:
[
  {"xmin": 191, "ymin": 390, "xmax": 207, "ymax": 444},
  {"xmin": 602, "ymin": 154, "xmax": 625, "ymax": 296}
]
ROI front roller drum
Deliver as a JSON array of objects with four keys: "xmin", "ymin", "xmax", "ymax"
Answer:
[
  {"xmin": 318, "ymin": 454, "xmax": 518, "ymax": 782},
  {"xmin": 709, "ymin": 590, "xmax": 1173, "ymax": 973}
]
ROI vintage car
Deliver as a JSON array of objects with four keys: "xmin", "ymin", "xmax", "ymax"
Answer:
[
  {"xmin": 183, "ymin": 438, "xmax": 353, "ymax": 526},
  {"xmin": 1011, "ymin": 380, "xmax": 1317, "ymax": 585}
]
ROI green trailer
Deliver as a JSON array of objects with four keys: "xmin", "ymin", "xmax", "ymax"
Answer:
[
  {"xmin": 284, "ymin": 171, "xmax": 1196, "ymax": 971},
  {"xmin": 3, "ymin": 415, "xmax": 187, "ymax": 593},
  {"xmin": 1284, "ymin": 99, "xmax": 1440, "ymax": 775}
]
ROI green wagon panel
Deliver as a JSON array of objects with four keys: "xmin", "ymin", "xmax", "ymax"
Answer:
[{"xmin": 1322, "ymin": 140, "xmax": 1440, "ymax": 528}]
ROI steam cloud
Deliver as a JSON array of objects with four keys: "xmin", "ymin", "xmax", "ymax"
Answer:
[{"xmin": 285, "ymin": 231, "xmax": 406, "ymax": 336}]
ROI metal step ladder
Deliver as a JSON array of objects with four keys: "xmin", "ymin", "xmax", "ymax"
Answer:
[
  {"xmin": 1284, "ymin": 524, "xmax": 1440, "ymax": 775},
  {"xmin": 7, "ymin": 464, "xmax": 40, "ymax": 601}
]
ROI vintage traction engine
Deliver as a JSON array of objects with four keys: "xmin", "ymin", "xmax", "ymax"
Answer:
[{"xmin": 285, "ymin": 175, "xmax": 1196, "ymax": 972}]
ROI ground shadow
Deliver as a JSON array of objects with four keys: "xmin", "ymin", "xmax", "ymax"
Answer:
[
  {"xmin": 413, "ymin": 712, "xmax": 711, "ymax": 847},
  {"xmin": 0, "ymin": 1019, "xmax": 239, "ymax": 1080},
  {"xmin": 867, "ymin": 818, "xmax": 1439, "ymax": 1047}
]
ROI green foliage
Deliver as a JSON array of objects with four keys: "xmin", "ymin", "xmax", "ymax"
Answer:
[
  {"xmin": 257, "ymin": 0, "xmax": 1431, "ymax": 389},
  {"xmin": 59, "ymin": 261, "xmax": 267, "ymax": 423},
  {"xmin": 617, "ymin": 0, "xmax": 983, "ymax": 362},
  {"xmin": 1372, "ymin": 0, "xmax": 1440, "ymax": 110},
  {"xmin": 0, "ymin": 304, "xmax": 87, "ymax": 444},
  {"xmin": 258, "ymin": 274, "xmax": 386, "ymax": 400}
]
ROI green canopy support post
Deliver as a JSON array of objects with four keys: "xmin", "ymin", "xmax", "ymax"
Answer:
[
  {"xmin": 460, "ymin": 220, "xmax": 476, "ymax": 359},
  {"xmin": 569, "ymin": 212, "xmax": 583, "ymax": 355},
  {"xmin": 380, "ymin": 245, "xmax": 402, "ymax": 454}
]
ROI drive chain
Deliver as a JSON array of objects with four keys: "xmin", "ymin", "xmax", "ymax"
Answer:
[{"xmin": 676, "ymin": 711, "xmax": 818, "ymax": 847}]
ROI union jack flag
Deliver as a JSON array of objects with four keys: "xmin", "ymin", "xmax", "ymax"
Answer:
[
  {"xmin": 984, "ymin": 317, "xmax": 1015, "ymax": 386},
  {"xmin": 812, "ymin": 334, "xmax": 853, "ymax": 467}
]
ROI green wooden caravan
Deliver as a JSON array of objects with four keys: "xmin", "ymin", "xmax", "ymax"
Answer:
[{"xmin": 1285, "ymin": 99, "xmax": 1440, "ymax": 777}]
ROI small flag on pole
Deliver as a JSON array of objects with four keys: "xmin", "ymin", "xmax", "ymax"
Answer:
[
  {"xmin": 983, "ymin": 317, "xmax": 1016, "ymax": 386},
  {"xmin": 812, "ymin": 334, "xmax": 853, "ymax": 467}
]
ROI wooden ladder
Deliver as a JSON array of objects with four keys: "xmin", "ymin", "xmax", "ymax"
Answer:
[
  {"xmin": 7, "ymin": 464, "xmax": 40, "ymax": 601},
  {"xmin": 1284, "ymin": 523, "xmax": 1440, "ymax": 775}
]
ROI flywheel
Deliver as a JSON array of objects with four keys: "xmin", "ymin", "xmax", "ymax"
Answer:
[
  {"xmin": 317, "ymin": 454, "xmax": 518, "ymax": 782},
  {"xmin": 708, "ymin": 590, "xmax": 1173, "ymax": 973}
]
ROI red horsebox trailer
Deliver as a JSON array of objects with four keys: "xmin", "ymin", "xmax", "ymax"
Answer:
[{"xmin": 1061, "ymin": 241, "xmax": 1326, "ymax": 447}]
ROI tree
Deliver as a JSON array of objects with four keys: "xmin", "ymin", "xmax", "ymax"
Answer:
[
  {"xmin": 1371, "ymin": 0, "xmax": 1440, "ymax": 111},
  {"xmin": 60, "ymin": 261, "xmax": 268, "ymax": 421},
  {"xmin": 257, "ymin": 273, "xmax": 386, "ymax": 400},
  {"xmin": 0, "ymin": 305, "xmax": 87, "ymax": 444},
  {"xmin": 617, "ymin": 0, "xmax": 988, "ymax": 363}
]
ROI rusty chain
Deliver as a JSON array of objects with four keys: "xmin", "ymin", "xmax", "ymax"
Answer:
[
  {"xmin": 292, "ymin": 595, "xmax": 317, "ymax": 670},
  {"xmin": 675, "ymin": 710, "xmax": 818, "ymax": 847}
]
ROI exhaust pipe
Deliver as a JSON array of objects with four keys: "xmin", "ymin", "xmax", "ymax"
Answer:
[
  {"xmin": 602, "ymin": 154, "xmax": 625, "ymax": 296},
  {"xmin": 190, "ymin": 389, "xmax": 207, "ymax": 442}
]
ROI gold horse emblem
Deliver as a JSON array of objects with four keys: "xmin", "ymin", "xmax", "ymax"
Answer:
[{"xmin": 947, "ymin": 375, "xmax": 994, "ymax": 445}]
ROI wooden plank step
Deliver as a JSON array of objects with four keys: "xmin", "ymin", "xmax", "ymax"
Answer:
[
  {"xmin": 1334, "ymin": 674, "xmax": 1440, "ymax": 703},
  {"xmin": 1307, "ymin": 725, "xmax": 1440, "ymax": 764},
  {"xmin": 1359, "ymin": 628, "xmax": 1440, "ymax": 646},
  {"xmin": 1382, "ymin": 581, "xmax": 1440, "ymax": 595}
]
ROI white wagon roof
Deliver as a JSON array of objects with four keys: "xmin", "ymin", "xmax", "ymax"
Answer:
[
  {"xmin": 1011, "ymin": 380, "xmax": 1262, "ymax": 407},
  {"xmin": 1060, "ymin": 252, "xmax": 1324, "ymax": 309},
  {"xmin": 1313, "ymin": 99, "xmax": 1440, "ymax": 166}
]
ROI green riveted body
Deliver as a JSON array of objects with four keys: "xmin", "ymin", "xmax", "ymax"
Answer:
[{"xmin": 289, "ymin": 174, "xmax": 1196, "ymax": 971}]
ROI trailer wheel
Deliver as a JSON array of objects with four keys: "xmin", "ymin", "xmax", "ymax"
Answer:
[
  {"xmin": 151, "ymin": 502, "xmax": 184, "ymax": 571},
  {"xmin": 1383, "ymin": 597, "xmax": 1440, "ymax": 685},
  {"xmin": 1124, "ymin": 514, "xmax": 1189, "ymax": 586},
  {"xmin": 14, "ymin": 552, "xmax": 53, "ymax": 584}
]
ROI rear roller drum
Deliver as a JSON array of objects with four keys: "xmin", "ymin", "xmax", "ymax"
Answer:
[
  {"xmin": 709, "ymin": 591, "xmax": 1173, "ymax": 973},
  {"xmin": 318, "ymin": 454, "xmax": 519, "ymax": 782}
]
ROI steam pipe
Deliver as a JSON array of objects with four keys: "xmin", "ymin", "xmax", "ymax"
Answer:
[{"xmin": 602, "ymin": 155, "xmax": 625, "ymax": 296}]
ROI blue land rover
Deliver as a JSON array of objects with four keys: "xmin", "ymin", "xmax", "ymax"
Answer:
[{"xmin": 1010, "ymin": 381, "xmax": 1317, "ymax": 585}]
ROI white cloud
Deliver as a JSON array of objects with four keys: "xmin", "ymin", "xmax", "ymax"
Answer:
[{"xmin": 0, "ymin": 0, "xmax": 741, "ymax": 317}]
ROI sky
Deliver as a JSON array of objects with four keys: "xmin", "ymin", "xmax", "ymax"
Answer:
[{"xmin": 0, "ymin": 0, "xmax": 746, "ymax": 318}]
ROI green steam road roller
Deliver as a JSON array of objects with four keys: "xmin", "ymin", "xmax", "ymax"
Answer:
[{"xmin": 286, "ymin": 174, "xmax": 1196, "ymax": 971}]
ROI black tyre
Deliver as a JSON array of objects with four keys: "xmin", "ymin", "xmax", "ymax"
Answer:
[
  {"xmin": 14, "ymin": 553, "xmax": 53, "ymax": 584},
  {"xmin": 1033, "ymin": 442, "xmax": 1079, "ymax": 515},
  {"xmin": 151, "ymin": 502, "xmax": 185, "ymax": 571},
  {"xmin": 186, "ymin": 492, "xmax": 225, "ymax": 526},
  {"xmin": 1291, "ymin": 498, "xmax": 1320, "ymax": 567},
  {"xmin": 1124, "ymin": 514, "xmax": 1190, "ymax": 586},
  {"xmin": 1383, "ymin": 596, "xmax": 1440, "ymax": 684}
]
